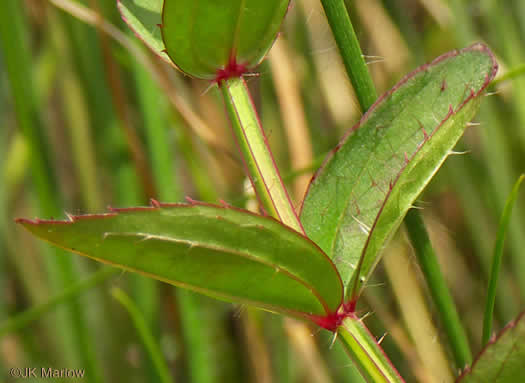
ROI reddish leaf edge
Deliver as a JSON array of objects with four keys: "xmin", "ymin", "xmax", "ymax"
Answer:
[
  {"xmin": 456, "ymin": 309, "xmax": 525, "ymax": 380},
  {"xmin": 301, "ymin": 42, "xmax": 497, "ymax": 214},
  {"xmin": 116, "ymin": 0, "xmax": 178, "ymax": 69},
  {"xmin": 157, "ymin": 0, "xmax": 292, "ymax": 82},
  {"xmin": 348, "ymin": 43, "xmax": 497, "ymax": 300},
  {"xmin": 158, "ymin": 0, "xmax": 251, "ymax": 81},
  {"xmin": 16, "ymin": 198, "xmax": 350, "ymax": 331},
  {"xmin": 300, "ymin": 42, "xmax": 498, "ymax": 300}
]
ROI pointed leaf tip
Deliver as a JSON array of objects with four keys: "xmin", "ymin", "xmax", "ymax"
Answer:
[
  {"xmin": 301, "ymin": 43, "xmax": 497, "ymax": 298},
  {"xmin": 18, "ymin": 202, "xmax": 343, "ymax": 321}
]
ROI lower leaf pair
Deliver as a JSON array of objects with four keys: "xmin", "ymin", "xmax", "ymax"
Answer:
[{"xmin": 17, "ymin": 201, "xmax": 347, "ymax": 330}]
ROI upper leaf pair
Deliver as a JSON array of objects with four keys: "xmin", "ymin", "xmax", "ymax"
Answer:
[{"xmin": 118, "ymin": 0, "xmax": 289, "ymax": 80}]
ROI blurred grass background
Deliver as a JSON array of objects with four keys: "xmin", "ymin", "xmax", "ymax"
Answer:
[{"xmin": 1, "ymin": 0, "xmax": 524, "ymax": 382}]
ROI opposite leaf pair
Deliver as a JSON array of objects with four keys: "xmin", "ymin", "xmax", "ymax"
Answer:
[{"xmin": 18, "ymin": 43, "xmax": 497, "ymax": 331}]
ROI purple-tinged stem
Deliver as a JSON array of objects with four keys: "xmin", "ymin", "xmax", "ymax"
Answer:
[{"xmin": 220, "ymin": 76, "xmax": 304, "ymax": 234}]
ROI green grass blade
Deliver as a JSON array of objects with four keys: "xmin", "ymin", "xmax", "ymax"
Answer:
[
  {"xmin": 0, "ymin": 1, "xmax": 103, "ymax": 379},
  {"xmin": 58, "ymin": 2, "xmax": 116, "ymax": 156},
  {"xmin": 0, "ymin": 0, "xmax": 58, "ymax": 213},
  {"xmin": 481, "ymin": 3, "xmax": 525, "ymax": 297},
  {"xmin": 111, "ymin": 288, "xmax": 175, "ymax": 383},
  {"xmin": 17, "ymin": 202, "xmax": 343, "ymax": 320},
  {"xmin": 301, "ymin": 44, "xmax": 497, "ymax": 299},
  {"xmin": 319, "ymin": 0, "xmax": 377, "ymax": 111},
  {"xmin": 134, "ymin": 58, "xmax": 181, "ymax": 203},
  {"xmin": 0, "ymin": 268, "xmax": 117, "ymax": 338},
  {"xmin": 449, "ymin": 0, "xmax": 525, "ymax": 304},
  {"xmin": 0, "ymin": 93, "xmax": 8, "ymax": 359},
  {"xmin": 490, "ymin": 63, "xmax": 525, "ymax": 87},
  {"xmin": 405, "ymin": 209, "xmax": 472, "ymax": 369},
  {"xmin": 482, "ymin": 174, "xmax": 525, "ymax": 346},
  {"xmin": 48, "ymin": 10, "xmax": 103, "ymax": 211},
  {"xmin": 177, "ymin": 290, "xmax": 244, "ymax": 383}
]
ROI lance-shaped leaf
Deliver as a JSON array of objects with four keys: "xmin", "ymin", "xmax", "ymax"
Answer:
[
  {"xmin": 17, "ymin": 202, "xmax": 343, "ymax": 321},
  {"xmin": 457, "ymin": 310, "xmax": 525, "ymax": 382},
  {"xmin": 161, "ymin": 0, "xmax": 290, "ymax": 80},
  {"xmin": 300, "ymin": 43, "xmax": 497, "ymax": 298},
  {"xmin": 117, "ymin": 0, "xmax": 172, "ymax": 63}
]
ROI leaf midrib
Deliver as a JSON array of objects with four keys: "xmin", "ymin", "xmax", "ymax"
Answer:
[
  {"xmin": 328, "ymin": 67, "xmax": 447, "ymax": 266},
  {"xmin": 105, "ymin": 230, "xmax": 332, "ymax": 314}
]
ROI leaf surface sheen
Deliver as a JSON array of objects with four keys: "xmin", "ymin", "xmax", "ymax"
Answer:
[
  {"xmin": 17, "ymin": 202, "xmax": 343, "ymax": 319},
  {"xmin": 161, "ymin": 0, "xmax": 290, "ymax": 79},
  {"xmin": 458, "ymin": 311, "xmax": 525, "ymax": 382},
  {"xmin": 300, "ymin": 43, "xmax": 497, "ymax": 298}
]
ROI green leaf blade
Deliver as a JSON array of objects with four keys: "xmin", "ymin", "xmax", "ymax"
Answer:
[
  {"xmin": 458, "ymin": 311, "xmax": 525, "ymax": 383},
  {"xmin": 482, "ymin": 174, "xmax": 525, "ymax": 346},
  {"xmin": 17, "ymin": 202, "xmax": 343, "ymax": 320},
  {"xmin": 235, "ymin": 1, "xmax": 289, "ymax": 65},
  {"xmin": 117, "ymin": 0, "xmax": 172, "ymax": 63},
  {"xmin": 300, "ymin": 43, "xmax": 497, "ymax": 297},
  {"xmin": 161, "ymin": 0, "xmax": 290, "ymax": 79}
]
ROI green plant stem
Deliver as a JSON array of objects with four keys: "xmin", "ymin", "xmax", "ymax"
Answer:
[
  {"xmin": 221, "ymin": 74, "xmax": 402, "ymax": 381},
  {"xmin": 338, "ymin": 316, "xmax": 404, "ymax": 383},
  {"xmin": 221, "ymin": 77, "xmax": 303, "ymax": 233},
  {"xmin": 482, "ymin": 175, "xmax": 525, "ymax": 346},
  {"xmin": 219, "ymin": 8, "xmax": 399, "ymax": 377},
  {"xmin": 404, "ymin": 209, "xmax": 472, "ymax": 369},
  {"xmin": 319, "ymin": 0, "xmax": 377, "ymax": 111},
  {"xmin": 316, "ymin": 2, "xmax": 426, "ymax": 379},
  {"xmin": 0, "ymin": 101, "xmax": 8, "ymax": 360},
  {"xmin": 111, "ymin": 288, "xmax": 174, "ymax": 383},
  {"xmin": 0, "ymin": 268, "xmax": 117, "ymax": 337},
  {"xmin": 490, "ymin": 63, "xmax": 525, "ymax": 87},
  {"xmin": 0, "ymin": 0, "xmax": 57, "ymax": 213},
  {"xmin": 48, "ymin": 10, "xmax": 102, "ymax": 211}
]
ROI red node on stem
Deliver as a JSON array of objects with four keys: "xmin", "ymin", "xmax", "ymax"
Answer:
[
  {"xmin": 214, "ymin": 56, "xmax": 248, "ymax": 84},
  {"xmin": 310, "ymin": 300, "xmax": 357, "ymax": 332},
  {"xmin": 311, "ymin": 311, "xmax": 347, "ymax": 332}
]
